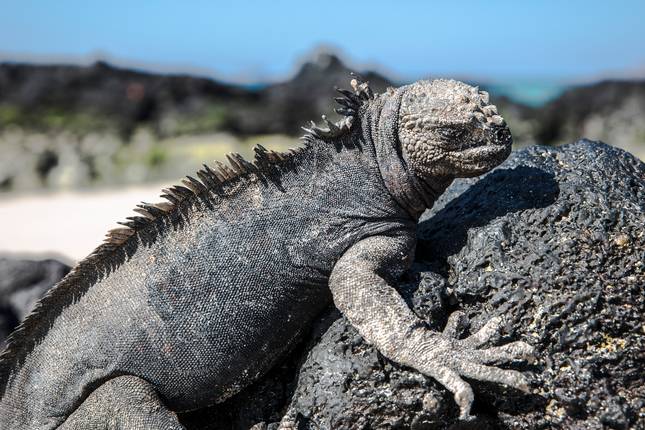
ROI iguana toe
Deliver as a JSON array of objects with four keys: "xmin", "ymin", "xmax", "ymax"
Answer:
[
  {"xmin": 456, "ymin": 361, "xmax": 531, "ymax": 393},
  {"xmin": 463, "ymin": 315, "xmax": 504, "ymax": 348},
  {"xmin": 420, "ymin": 313, "xmax": 534, "ymax": 418},
  {"xmin": 472, "ymin": 341, "xmax": 536, "ymax": 365},
  {"xmin": 428, "ymin": 365, "xmax": 476, "ymax": 421},
  {"xmin": 442, "ymin": 310, "xmax": 469, "ymax": 338}
]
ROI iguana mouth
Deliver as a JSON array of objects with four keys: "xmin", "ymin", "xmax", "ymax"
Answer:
[
  {"xmin": 454, "ymin": 122, "xmax": 512, "ymax": 156},
  {"xmin": 454, "ymin": 142, "xmax": 511, "ymax": 160}
]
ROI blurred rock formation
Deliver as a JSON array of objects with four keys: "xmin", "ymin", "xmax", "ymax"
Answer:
[
  {"xmin": 1, "ymin": 54, "xmax": 644, "ymax": 192},
  {"xmin": 0, "ymin": 258, "xmax": 70, "ymax": 350}
]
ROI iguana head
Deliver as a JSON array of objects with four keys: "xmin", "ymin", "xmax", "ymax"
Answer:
[
  {"xmin": 397, "ymin": 79, "xmax": 512, "ymax": 178},
  {"xmin": 302, "ymin": 77, "xmax": 512, "ymax": 216}
]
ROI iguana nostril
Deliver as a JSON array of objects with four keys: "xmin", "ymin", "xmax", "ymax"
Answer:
[{"xmin": 493, "ymin": 127, "xmax": 511, "ymax": 142}]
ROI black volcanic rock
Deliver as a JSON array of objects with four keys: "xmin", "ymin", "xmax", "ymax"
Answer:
[
  {"xmin": 0, "ymin": 258, "xmax": 69, "ymax": 349},
  {"xmin": 240, "ymin": 53, "xmax": 393, "ymax": 135},
  {"xmin": 0, "ymin": 61, "xmax": 256, "ymax": 137},
  {"xmin": 535, "ymin": 80, "xmax": 645, "ymax": 145}
]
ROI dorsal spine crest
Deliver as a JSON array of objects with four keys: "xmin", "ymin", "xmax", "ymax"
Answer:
[{"xmin": 301, "ymin": 74, "xmax": 375, "ymax": 141}]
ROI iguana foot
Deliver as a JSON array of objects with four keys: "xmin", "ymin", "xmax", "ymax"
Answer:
[{"xmin": 404, "ymin": 311, "xmax": 535, "ymax": 420}]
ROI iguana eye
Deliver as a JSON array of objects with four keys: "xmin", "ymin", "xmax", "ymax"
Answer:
[{"xmin": 436, "ymin": 127, "xmax": 464, "ymax": 140}]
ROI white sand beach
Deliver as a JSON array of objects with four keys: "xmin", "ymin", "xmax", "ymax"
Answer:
[{"xmin": 0, "ymin": 183, "xmax": 173, "ymax": 263}]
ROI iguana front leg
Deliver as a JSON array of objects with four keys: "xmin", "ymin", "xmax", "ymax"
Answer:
[{"xmin": 329, "ymin": 235, "xmax": 534, "ymax": 420}]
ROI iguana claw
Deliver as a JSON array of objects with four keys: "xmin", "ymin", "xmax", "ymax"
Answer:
[{"xmin": 407, "ymin": 311, "xmax": 535, "ymax": 420}]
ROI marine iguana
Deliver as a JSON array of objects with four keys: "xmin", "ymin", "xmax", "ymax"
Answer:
[{"xmin": 0, "ymin": 77, "xmax": 534, "ymax": 429}]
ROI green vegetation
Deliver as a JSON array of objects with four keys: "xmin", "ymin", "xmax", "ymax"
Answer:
[
  {"xmin": 0, "ymin": 104, "xmax": 118, "ymax": 135},
  {"xmin": 41, "ymin": 109, "xmax": 114, "ymax": 133},
  {"xmin": 164, "ymin": 104, "xmax": 228, "ymax": 136},
  {"xmin": 0, "ymin": 105, "xmax": 21, "ymax": 124},
  {"xmin": 0, "ymin": 102, "xmax": 233, "ymax": 139},
  {"xmin": 145, "ymin": 145, "xmax": 168, "ymax": 167}
]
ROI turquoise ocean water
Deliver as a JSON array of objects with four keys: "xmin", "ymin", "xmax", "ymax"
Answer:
[
  {"xmin": 483, "ymin": 80, "xmax": 571, "ymax": 107},
  {"xmin": 239, "ymin": 80, "xmax": 572, "ymax": 108}
]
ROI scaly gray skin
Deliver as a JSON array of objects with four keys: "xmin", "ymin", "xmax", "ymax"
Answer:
[{"xmin": 0, "ymin": 77, "xmax": 533, "ymax": 429}]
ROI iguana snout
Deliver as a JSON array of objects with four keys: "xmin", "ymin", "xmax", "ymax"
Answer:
[{"xmin": 397, "ymin": 79, "xmax": 512, "ymax": 178}]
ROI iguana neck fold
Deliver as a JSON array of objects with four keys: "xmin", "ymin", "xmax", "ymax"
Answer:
[{"xmin": 368, "ymin": 89, "xmax": 453, "ymax": 220}]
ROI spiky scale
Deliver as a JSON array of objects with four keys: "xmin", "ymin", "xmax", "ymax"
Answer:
[
  {"xmin": 269, "ymin": 150, "xmax": 285, "ymax": 162},
  {"xmin": 117, "ymin": 220, "xmax": 137, "ymax": 229},
  {"xmin": 234, "ymin": 153, "xmax": 257, "ymax": 174},
  {"xmin": 196, "ymin": 169, "xmax": 218, "ymax": 189},
  {"xmin": 208, "ymin": 166, "xmax": 227, "ymax": 183},
  {"xmin": 105, "ymin": 227, "xmax": 134, "ymax": 245},
  {"xmin": 105, "ymin": 235, "xmax": 129, "ymax": 245},
  {"xmin": 107, "ymin": 228, "xmax": 134, "ymax": 237},
  {"xmin": 139, "ymin": 203, "xmax": 166, "ymax": 218},
  {"xmin": 254, "ymin": 145, "xmax": 272, "ymax": 164},
  {"xmin": 335, "ymin": 87, "xmax": 362, "ymax": 100},
  {"xmin": 183, "ymin": 176, "xmax": 208, "ymax": 195},
  {"xmin": 335, "ymin": 97, "xmax": 358, "ymax": 109},
  {"xmin": 335, "ymin": 107, "xmax": 355, "ymax": 117},
  {"xmin": 161, "ymin": 190, "xmax": 181, "ymax": 203},
  {"xmin": 202, "ymin": 163, "xmax": 218, "ymax": 178},
  {"xmin": 349, "ymin": 73, "xmax": 374, "ymax": 101},
  {"xmin": 133, "ymin": 207, "xmax": 154, "ymax": 220},
  {"xmin": 215, "ymin": 161, "xmax": 235, "ymax": 180},
  {"xmin": 170, "ymin": 185, "xmax": 194, "ymax": 197},
  {"xmin": 226, "ymin": 154, "xmax": 245, "ymax": 174},
  {"xmin": 335, "ymin": 87, "xmax": 361, "ymax": 103},
  {"xmin": 119, "ymin": 217, "xmax": 148, "ymax": 229},
  {"xmin": 152, "ymin": 201, "xmax": 174, "ymax": 212}
]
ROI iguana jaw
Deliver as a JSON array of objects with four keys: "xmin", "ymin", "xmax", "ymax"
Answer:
[{"xmin": 446, "ymin": 137, "xmax": 511, "ymax": 177}]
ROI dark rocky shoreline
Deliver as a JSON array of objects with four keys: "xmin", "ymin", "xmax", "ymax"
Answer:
[
  {"xmin": 0, "ymin": 54, "xmax": 392, "ymax": 138},
  {"xmin": 1, "ymin": 140, "xmax": 643, "ymax": 429},
  {"xmin": 2, "ymin": 55, "xmax": 644, "ymax": 147}
]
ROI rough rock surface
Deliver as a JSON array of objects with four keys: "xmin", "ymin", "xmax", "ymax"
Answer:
[{"xmin": 0, "ymin": 258, "xmax": 70, "ymax": 349}]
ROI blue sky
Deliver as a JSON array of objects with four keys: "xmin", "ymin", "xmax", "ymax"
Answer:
[{"xmin": 2, "ymin": 0, "xmax": 644, "ymax": 83}]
